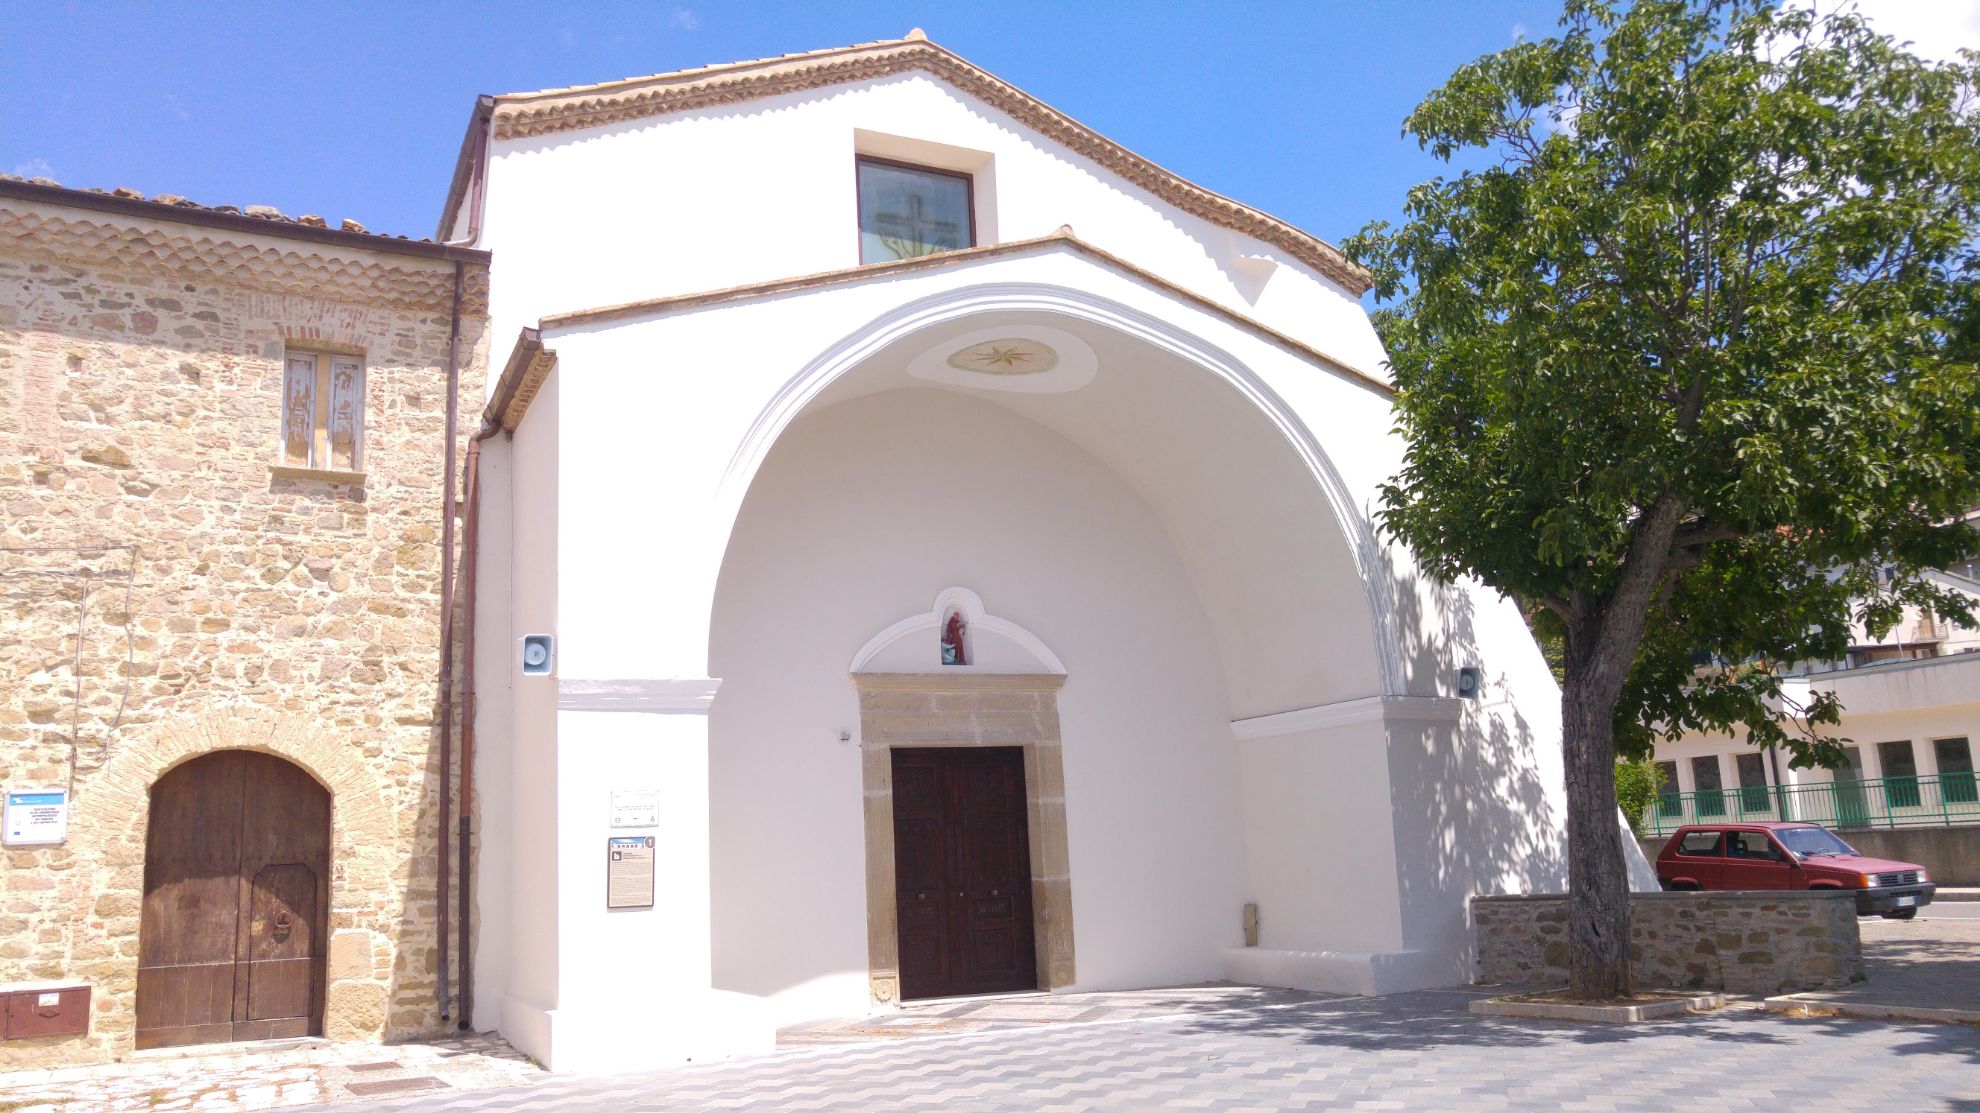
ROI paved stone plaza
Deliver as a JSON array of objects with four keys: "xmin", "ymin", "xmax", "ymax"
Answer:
[
  {"xmin": 298, "ymin": 988, "xmax": 1978, "ymax": 1113},
  {"xmin": 6, "ymin": 920, "xmax": 1977, "ymax": 1112},
  {"xmin": 1770, "ymin": 913, "xmax": 1980, "ymax": 1023}
]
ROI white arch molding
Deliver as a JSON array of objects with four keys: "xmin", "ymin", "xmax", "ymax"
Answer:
[
  {"xmin": 850, "ymin": 587, "xmax": 1067, "ymax": 675},
  {"xmin": 716, "ymin": 278, "xmax": 1408, "ymax": 697}
]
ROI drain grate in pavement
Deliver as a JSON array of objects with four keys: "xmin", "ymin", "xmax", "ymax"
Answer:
[
  {"xmin": 347, "ymin": 1061, "xmax": 404, "ymax": 1073},
  {"xmin": 346, "ymin": 1076, "xmax": 448, "ymax": 1096}
]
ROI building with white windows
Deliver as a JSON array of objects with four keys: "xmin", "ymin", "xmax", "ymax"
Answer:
[{"xmin": 1645, "ymin": 550, "xmax": 1980, "ymax": 842}]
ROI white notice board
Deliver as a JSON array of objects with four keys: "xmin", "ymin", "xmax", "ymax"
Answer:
[
  {"xmin": 4, "ymin": 790, "xmax": 69, "ymax": 846},
  {"xmin": 610, "ymin": 790, "xmax": 659, "ymax": 829}
]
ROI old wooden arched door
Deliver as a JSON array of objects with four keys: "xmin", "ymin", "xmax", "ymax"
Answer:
[{"xmin": 136, "ymin": 751, "xmax": 330, "ymax": 1049}]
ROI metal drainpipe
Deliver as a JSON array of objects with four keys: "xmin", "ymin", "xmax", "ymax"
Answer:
[
  {"xmin": 436, "ymin": 260, "xmax": 464, "ymax": 1021},
  {"xmin": 456, "ymin": 426, "xmax": 496, "ymax": 1028},
  {"xmin": 435, "ymin": 95, "xmax": 490, "ymax": 1025},
  {"xmin": 441, "ymin": 97, "xmax": 493, "ymax": 248}
]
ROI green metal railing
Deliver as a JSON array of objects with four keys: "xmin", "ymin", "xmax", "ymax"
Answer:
[{"xmin": 1642, "ymin": 772, "xmax": 1980, "ymax": 837}]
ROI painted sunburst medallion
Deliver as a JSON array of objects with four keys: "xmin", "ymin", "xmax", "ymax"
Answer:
[{"xmin": 946, "ymin": 337, "xmax": 1059, "ymax": 376}]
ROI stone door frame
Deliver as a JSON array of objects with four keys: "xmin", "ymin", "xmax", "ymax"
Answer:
[{"xmin": 853, "ymin": 672, "xmax": 1074, "ymax": 1005}]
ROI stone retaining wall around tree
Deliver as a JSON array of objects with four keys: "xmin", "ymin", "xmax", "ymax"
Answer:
[{"xmin": 1471, "ymin": 890, "xmax": 1863, "ymax": 994}]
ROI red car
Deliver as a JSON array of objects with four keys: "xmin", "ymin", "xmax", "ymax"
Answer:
[{"xmin": 1655, "ymin": 821, "xmax": 1935, "ymax": 919}]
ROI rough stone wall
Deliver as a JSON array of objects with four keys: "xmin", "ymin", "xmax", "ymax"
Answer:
[
  {"xmin": 0, "ymin": 217, "xmax": 487, "ymax": 1065},
  {"xmin": 1471, "ymin": 891, "xmax": 1863, "ymax": 994}
]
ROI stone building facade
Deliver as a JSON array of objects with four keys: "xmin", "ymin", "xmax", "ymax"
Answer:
[{"xmin": 0, "ymin": 179, "xmax": 488, "ymax": 1065}]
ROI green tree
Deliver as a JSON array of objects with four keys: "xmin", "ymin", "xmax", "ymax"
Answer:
[
  {"xmin": 1613, "ymin": 758, "xmax": 1665, "ymax": 838},
  {"xmin": 1346, "ymin": 0, "xmax": 1980, "ymax": 999}
]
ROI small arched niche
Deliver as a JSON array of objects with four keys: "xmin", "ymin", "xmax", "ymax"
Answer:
[{"xmin": 850, "ymin": 587, "xmax": 1065, "ymax": 675}]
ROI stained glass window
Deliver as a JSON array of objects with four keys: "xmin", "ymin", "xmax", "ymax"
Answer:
[
  {"xmin": 858, "ymin": 158, "xmax": 972, "ymax": 264},
  {"xmin": 279, "ymin": 348, "xmax": 365, "ymax": 471}
]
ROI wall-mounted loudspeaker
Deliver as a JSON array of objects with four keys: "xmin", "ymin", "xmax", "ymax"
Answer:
[
  {"xmin": 521, "ymin": 634, "xmax": 555, "ymax": 676},
  {"xmin": 1456, "ymin": 666, "xmax": 1482, "ymax": 699}
]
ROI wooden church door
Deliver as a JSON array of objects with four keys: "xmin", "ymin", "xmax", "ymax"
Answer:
[
  {"xmin": 892, "ymin": 746, "xmax": 1037, "ymax": 999},
  {"xmin": 136, "ymin": 751, "xmax": 330, "ymax": 1049}
]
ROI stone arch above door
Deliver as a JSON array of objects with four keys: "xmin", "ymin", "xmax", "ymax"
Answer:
[
  {"xmin": 78, "ymin": 709, "xmax": 400, "ymax": 1045},
  {"xmin": 138, "ymin": 749, "xmax": 331, "ymax": 1048}
]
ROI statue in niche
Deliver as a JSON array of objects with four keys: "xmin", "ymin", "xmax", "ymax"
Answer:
[{"xmin": 940, "ymin": 612, "xmax": 968, "ymax": 666}]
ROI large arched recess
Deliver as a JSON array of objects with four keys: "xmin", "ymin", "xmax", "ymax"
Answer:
[
  {"xmin": 702, "ymin": 285, "xmax": 1403, "ymax": 1024},
  {"xmin": 712, "ymin": 283, "xmax": 1402, "ymax": 712}
]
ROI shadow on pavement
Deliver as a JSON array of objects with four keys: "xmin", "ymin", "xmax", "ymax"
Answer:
[{"xmin": 1179, "ymin": 987, "xmax": 1980, "ymax": 1062}]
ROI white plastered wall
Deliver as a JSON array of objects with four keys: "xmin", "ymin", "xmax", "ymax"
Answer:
[
  {"xmin": 476, "ymin": 372, "xmax": 562, "ymax": 1053},
  {"xmin": 467, "ymin": 435, "xmax": 513, "ymax": 1034},
  {"xmin": 473, "ymin": 71, "xmax": 1385, "ymax": 396}
]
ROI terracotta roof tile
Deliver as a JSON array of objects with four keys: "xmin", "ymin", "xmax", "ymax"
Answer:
[
  {"xmin": 492, "ymin": 34, "xmax": 913, "ymax": 102},
  {"xmin": 0, "ymin": 171, "xmax": 434, "ymax": 245}
]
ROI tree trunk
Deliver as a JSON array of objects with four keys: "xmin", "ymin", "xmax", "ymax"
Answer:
[
  {"xmin": 1560, "ymin": 660, "xmax": 1632, "ymax": 1000},
  {"xmin": 1555, "ymin": 495, "xmax": 1687, "ymax": 1000}
]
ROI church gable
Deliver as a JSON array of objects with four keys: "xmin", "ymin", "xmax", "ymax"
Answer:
[{"xmin": 453, "ymin": 34, "xmax": 1369, "ymax": 295}]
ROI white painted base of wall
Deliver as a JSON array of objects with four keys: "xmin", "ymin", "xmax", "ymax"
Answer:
[
  {"xmin": 501, "ymin": 990, "xmax": 775, "ymax": 1074},
  {"xmin": 1221, "ymin": 945, "xmax": 1469, "ymax": 996}
]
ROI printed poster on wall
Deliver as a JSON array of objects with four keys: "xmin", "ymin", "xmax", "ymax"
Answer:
[{"xmin": 607, "ymin": 836, "xmax": 656, "ymax": 909}]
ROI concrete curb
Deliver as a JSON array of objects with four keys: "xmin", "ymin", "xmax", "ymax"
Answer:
[
  {"xmin": 1469, "ymin": 992, "xmax": 1726, "ymax": 1023},
  {"xmin": 1763, "ymin": 995, "xmax": 1980, "ymax": 1026}
]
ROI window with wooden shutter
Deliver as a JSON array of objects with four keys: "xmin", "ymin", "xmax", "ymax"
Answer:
[{"xmin": 279, "ymin": 348, "xmax": 365, "ymax": 472}]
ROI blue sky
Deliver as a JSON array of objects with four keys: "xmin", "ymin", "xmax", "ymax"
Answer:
[
  {"xmin": 0, "ymin": 1, "xmax": 1569, "ymax": 250},
  {"xmin": 4, "ymin": 2, "xmax": 1972, "ymax": 254}
]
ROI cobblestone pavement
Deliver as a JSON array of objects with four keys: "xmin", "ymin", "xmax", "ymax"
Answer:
[
  {"xmin": 0, "ymin": 1033, "xmax": 543, "ymax": 1112},
  {"xmin": 1772, "ymin": 915, "xmax": 1980, "ymax": 1021},
  {"xmin": 295, "ymin": 987, "xmax": 1980, "ymax": 1113}
]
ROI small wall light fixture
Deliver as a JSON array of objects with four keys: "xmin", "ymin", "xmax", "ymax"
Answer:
[
  {"xmin": 1456, "ymin": 666, "xmax": 1482, "ymax": 699},
  {"xmin": 521, "ymin": 634, "xmax": 555, "ymax": 676}
]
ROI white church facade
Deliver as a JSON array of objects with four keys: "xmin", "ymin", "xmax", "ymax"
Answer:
[{"xmin": 453, "ymin": 33, "xmax": 1587, "ymax": 1073}]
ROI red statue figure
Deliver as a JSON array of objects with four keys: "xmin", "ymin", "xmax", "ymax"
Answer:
[{"xmin": 941, "ymin": 612, "xmax": 968, "ymax": 666}]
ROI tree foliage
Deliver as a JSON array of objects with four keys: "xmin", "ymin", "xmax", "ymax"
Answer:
[
  {"xmin": 1345, "ymin": 0, "xmax": 1980, "ymax": 996},
  {"xmin": 1614, "ymin": 758, "xmax": 1665, "ymax": 838},
  {"xmin": 1348, "ymin": 0, "xmax": 1980, "ymax": 764}
]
